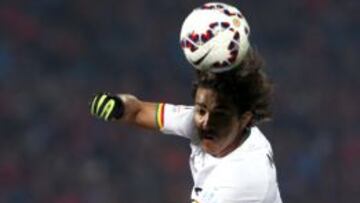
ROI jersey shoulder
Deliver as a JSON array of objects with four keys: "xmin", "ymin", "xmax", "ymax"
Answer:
[
  {"xmin": 160, "ymin": 103, "xmax": 195, "ymax": 139},
  {"xmin": 203, "ymin": 129, "xmax": 278, "ymax": 202}
]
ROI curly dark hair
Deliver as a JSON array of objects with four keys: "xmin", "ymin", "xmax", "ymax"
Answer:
[{"xmin": 192, "ymin": 48, "xmax": 273, "ymax": 124}]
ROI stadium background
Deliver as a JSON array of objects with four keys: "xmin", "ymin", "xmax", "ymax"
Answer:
[{"xmin": 0, "ymin": 0, "xmax": 358, "ymax": 202}]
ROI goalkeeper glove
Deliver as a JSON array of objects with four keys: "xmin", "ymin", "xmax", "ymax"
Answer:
[{"xmin": 90, "ymin": 93, "xmax": 124, "ymax": 121}]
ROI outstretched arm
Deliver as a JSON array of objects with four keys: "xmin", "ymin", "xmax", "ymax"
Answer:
[{"xmin": 90, "ymin": 93, "xmax": 159, "ymax": 130}]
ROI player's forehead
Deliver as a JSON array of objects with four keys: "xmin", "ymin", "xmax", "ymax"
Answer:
[{"xmin": 195, "ymin": 87, "xmax": 234, "ymax": 110}]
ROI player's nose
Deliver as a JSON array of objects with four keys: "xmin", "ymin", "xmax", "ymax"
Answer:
[{"xmin": 200, "ymin": 113, "xmax": 211, "ymax": 130}]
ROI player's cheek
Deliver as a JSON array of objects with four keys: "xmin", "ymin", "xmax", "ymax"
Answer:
[
  {"xmin": 193, "ymin": 116, "xmax": 200, "ymax": 128},
  {"xmin": 218, "ymin": 126, "xmax": 236, "ymax": 146},
  {"xmin": 217, "ymin": 124, "xmax": 232, "ymax": 139}
]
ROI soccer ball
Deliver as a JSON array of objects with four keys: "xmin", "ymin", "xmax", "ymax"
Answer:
[{"xmin": 180, "ymin": 2, "xmax": 250, "ymax": 73}]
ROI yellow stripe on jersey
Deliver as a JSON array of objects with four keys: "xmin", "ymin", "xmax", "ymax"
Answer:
[{"xmin": 155, "ymin": 103, "xmax": 165, "ymax": 129}]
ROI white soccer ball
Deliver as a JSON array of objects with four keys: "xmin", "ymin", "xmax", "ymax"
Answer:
[{"xmin": 180, "ymin": 2, "xmax": 250, "ymax": 73}]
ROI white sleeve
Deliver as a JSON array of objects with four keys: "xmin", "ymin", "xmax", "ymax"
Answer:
[{"xmin": 156, "ymin": 103, "xmax": 195, "ymax": 139}]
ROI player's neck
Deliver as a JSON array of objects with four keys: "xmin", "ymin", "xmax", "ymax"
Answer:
[{"xmin": 216, "ymin": 128, "xmax": 250, "ymax": 157}]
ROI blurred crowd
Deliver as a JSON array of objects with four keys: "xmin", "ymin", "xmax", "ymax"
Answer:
[{"xmin": 0, "ymin": 0, "xmax": 359, "ymax": 202}]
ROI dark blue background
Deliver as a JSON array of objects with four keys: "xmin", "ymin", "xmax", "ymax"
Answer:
[{"xmin": 0, "ymin": 0, "xmax": 359, "ymax": 202}]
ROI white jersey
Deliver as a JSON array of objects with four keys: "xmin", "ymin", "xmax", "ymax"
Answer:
[{"xmin": 157, "ymin": 103, "xmax": 282, "ymax": 203}]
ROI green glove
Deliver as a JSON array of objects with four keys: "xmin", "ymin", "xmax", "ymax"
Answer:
[{"xmin": 90, "ymin": 93, "xmax": 124, "ymax": 121}]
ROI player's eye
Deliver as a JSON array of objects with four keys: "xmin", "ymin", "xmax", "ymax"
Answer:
[{"xmin": 196, "ymin": 107, "xmax": 207, "ymax": 116}]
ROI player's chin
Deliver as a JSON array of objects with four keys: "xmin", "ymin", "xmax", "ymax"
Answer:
[
  {"xmin": 201, "ymin": 138, "xmax": 215, "ymax": 146},
  {"xmin": 200, "ymin": 139, "xmax": 221, "ymax": 156},
  {"xmin": 199, "ymin": 135, "xmax": 217, "ymax": 147}
]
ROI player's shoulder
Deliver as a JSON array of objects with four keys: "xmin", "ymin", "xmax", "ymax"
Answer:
[
  {"xmin": 164, "ymin": 103, "xmax": 194, "ymax": 111},
  {"xmin": 214, "ymin": 153, "xmax": 272, "ymax": 186},
  {"xmin": 161, "ymin": 103, "xmax": 195, "ymax": 138},
  {"xmin": 202, "ymin": 154, "xmax": 273, "ymax": 202},
  {"xmin": 201, "ymin": 162, "xmax": 270, "ymax": 202},
  {"xmin": 208, "ymin": 128, "xmax": 276, "ymax": 190},
  {"xmin": 162, "ymin": 103, "xmax": 194, "ymax": 120},
  {"xmin": 198, "ymin": 128, "xmax": 280, "ymax": 202}
]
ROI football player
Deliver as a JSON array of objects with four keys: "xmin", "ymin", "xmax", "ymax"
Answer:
[{"xmin": 89, "ymin": 49, "xmax": 282, "ymax": 203}]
